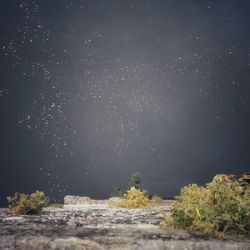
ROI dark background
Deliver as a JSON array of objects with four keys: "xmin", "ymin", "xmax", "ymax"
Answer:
[{"xmin": 0, "ymin": 0, "xmax": 250, "ymax": 207}]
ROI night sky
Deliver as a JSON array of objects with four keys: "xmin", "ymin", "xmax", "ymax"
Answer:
[{"xmin": 1, "ymin": 0, "xmax": 250, "ymax": 206}]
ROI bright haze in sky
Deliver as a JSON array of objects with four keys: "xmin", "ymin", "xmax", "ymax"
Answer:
[{"xmin": 0, "ymin": 0, "xmax": 250, "ymax": 206}]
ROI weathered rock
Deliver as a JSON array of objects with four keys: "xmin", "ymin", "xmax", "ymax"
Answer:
[
  {"xmin": 64, "ymin": 195, "xmax": 91, "ymax": 205},
  {"xmin": 0, "ymin": 199, "xmax": 249, "ymax": 250},
  {"xmin": 2, "ymin": 216, "xmax": 25, "ymax": 223},
  {"xmin": 17, "ymin": 236, "xmax": 104, "ymax": 250},
  {"xmin": 109, "ymin": 197, "xmax": 122, "ymax": 203}
]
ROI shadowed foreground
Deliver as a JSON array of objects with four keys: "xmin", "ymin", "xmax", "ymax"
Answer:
[{"xmin": 0, "ymin": 199, "xmax": 249, "ymax": 250}]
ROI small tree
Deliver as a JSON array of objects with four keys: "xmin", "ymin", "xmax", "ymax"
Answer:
[
  {"xmin": 113, "ymin": 171, "xmax": 142, "ymax": 196},
  {"xmin": 128, "ymin": 171, "xmax": 141, "ymax": 189}
]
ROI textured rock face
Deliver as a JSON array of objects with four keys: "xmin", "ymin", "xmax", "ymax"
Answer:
[
  {"xmin": 64, "ymin": 196, "xmax": 121, "ymax": 206},
  {"xmin": 0, "ymin": 198, "xmax": 249, "ymax": 250},
  {"xmin": 64, "ymin": 195, "xmax": 92, "ymax": 205}
]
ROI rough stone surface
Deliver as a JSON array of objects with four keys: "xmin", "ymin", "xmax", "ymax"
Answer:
[
  {"xmin": 64, "ymin": 195, "xmax": 92, "ymax": 205},
  {"xmin": 0, "ymin": 198, "xmax": 249, "ymax": 250}
]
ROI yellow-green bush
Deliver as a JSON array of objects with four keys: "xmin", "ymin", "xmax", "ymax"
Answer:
[
  {"xmin": 49, "ymin": 203, "xmax": 64, "ymax": 208},
  {"xmin": 7, "ymin": 191, "xmax": 49, "ymax": 215},
  {"xmin": 151, "ymin": 194, "xmax": 163, "ymax": 205},
  {"xmin": 113, "ymin": 187, "xmax": 152, "ymax": 209},
  {"xmin": 162, "ymin": 174, "xmax": 250, "ymax": 237}
]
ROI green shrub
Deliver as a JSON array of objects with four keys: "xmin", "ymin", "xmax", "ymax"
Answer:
[
  {"xmin": 113, "ymin": 171, "xmax": 143, "ymax": 197},
  {"xmin": 128, "ymin": 171, "xmax": 141, "ymax": 189},
  {"xmin": 7, "ymin": 191, "xmax": 49, "ymax": 215},
  {"xmin": 162, "ymin": 174, "xmax": 250, "ymax": 237}
]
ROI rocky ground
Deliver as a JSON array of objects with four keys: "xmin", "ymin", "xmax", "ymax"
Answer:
[{"xmin": 0, "ymin": 197, "xmax": 249, "ymax": 250}]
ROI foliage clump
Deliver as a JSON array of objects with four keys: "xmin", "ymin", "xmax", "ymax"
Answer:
[
  {"xmin": 111, "ymin": 171, "xmax": 162, "ymax": 208},
  {"xmin": 113, "ymin": 171, "xmax": 142, "ymax": 196},
  {"xmin": 128, "ymin": 171, "xmax": 141, "ymax": 190},
  {"xmin": 115, "ymin": 187, "xmax": 151, "ymax": 209},
  {"xmin": 7, "ymin": 191, "xmax": 49, "ymax": 215},
  {"xmin": 162, "ymin": 174, "xmax": 250, "ymax": 237}
]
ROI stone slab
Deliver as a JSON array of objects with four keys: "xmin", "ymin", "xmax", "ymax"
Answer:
[{"xmin": 0, "ymin": 200, "xmax": 249, "ymax": 250}]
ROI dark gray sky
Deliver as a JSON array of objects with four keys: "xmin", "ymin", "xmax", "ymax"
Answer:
[{"xmin": 1, "ymin": 0, "xmax": 250, "ymax": 206}]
